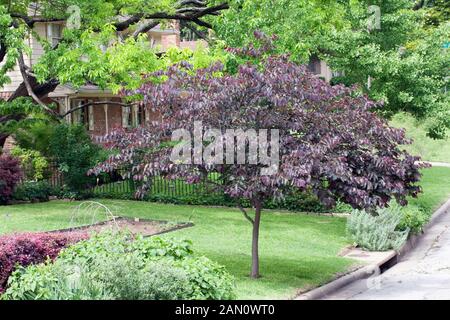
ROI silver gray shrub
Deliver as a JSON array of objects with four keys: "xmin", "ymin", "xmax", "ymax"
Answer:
[{"xmin": 347, "ymin": 205, "xmax": 409, "ymax": 251}]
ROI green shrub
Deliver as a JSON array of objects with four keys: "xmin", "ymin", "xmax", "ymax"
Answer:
[
  {"xmin": 2, "ymin": 260, "xmax": 114, "ymax": 300},
  {"xmin": 14, "ymin": 121, "xmax": 55, "ymax": 157},
  {"xmin": 10, "ymin": 147, "xmax": 49, "ymax": 181},
  {"xmin": 397, "ymin": 205, "xmax": 430, "ymax": 234},
  {"xmin": 94, "ymin": 187, "xmax": 340, "ymax": 213},
  {"xmin": 48, "ymin": 124, "xmax": 106, "ymax": 194},
  {"xmin": 2, "ymin": 232, "xmax": 235, "ymax": 300},
  {"xmin": 12, "ymin": 181, "xmax": 54, "ymax": 202},
  {"xmin": 96, "ymin": 258, "xmax": 193, "ymax": 300},
  {"xmin": 347, "ymin": 205, "xmax": 409, "ymax": 251},
  {"xmin": 56, "ymin": 189, "xmax": 93, "ymax": 201},
  {"xmin": 176, "ymin": 256, "xmax": 236, "ymax": 300}
]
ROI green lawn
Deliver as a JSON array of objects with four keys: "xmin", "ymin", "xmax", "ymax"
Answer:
[
  {"xmin": 390, "ymin": 113, "xmax": 450, "ymax": 163},
  {"xmin": 1, "ymin": 166, "xmax": 449, "ymax": 299},
  {"xmin": 409, "ymin": 166, "xmax": 450, "ymax": 214},
  {"xmin": 0, "ymin": 200, "xmax": 352, "ymax": 299}
]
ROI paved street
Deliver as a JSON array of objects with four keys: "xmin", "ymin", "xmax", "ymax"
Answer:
[{"xmin": 324, "ymin": 204, "xmax": 450, "ymax": 300}]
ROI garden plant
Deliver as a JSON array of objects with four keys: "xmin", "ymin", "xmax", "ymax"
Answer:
[{"xmin": 90, "ymin": 34, "xmax": 426, "ymax": 278}]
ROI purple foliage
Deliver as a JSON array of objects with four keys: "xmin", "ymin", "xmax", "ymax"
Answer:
[
  {"xmin": 0, "ymin": 154, "xmax": 22, "ymax": 204},
  {"xmin": 0, "ymin": 232, "xmax": 87, "ymax": 292},
  {"xmin": 90, "ymin": 38, "xmax": 425, "ymax": 211}
]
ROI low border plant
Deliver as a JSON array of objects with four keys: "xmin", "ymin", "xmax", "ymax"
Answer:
[
  {"xmin": 0, "ymin": 232, "xmax": 87, "ymax": 293},
  {"xmin": 347, "ymin": 205, "xmax": 409, "ymax": 251},
  {"xmin": 2, "ymin": 232, "xmax": 236, "ymax": 300}
]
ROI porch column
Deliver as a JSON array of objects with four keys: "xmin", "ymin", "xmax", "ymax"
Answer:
[
  {"xmin": 122, "ymin": 106, "xmax": 131, "ymax": 128},
  {"xmin": 88, "ymin": 103, "xmax": 95, "ymax": 131},
  {"xmin": 64, "ymin": 97, "xmax": 71, "ymax": 124},
  {"xmin": 145, "ymin": 107, "xmax": 150, "ymax": 124},
  {"xmin": 132, "ymin": 105, "xmax": 139, "ymax": 127},
  {"xmin": 103, "ymin": 104, "xmax": 109, "ymax": 134}
]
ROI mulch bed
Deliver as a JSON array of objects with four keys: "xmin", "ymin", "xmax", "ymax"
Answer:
[{"xmin": 46, "ymin": 217, "xmax": 193, "ymax": 237}]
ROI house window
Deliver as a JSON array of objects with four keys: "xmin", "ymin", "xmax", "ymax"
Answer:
[
  {"xmin": 180, "ymin": 28, "xmax": 198, "ymax": 41},
  {"xmin": 307, "ymin": 55, "xmax": 322, "ymax": 75},
  {"xmin": 122, "ymin": 106, "xmax": 132, "ymax": 128},
  {"xmin": 180, "ymin": 22, "xmax": 201, "ymax": 41},
  {"xmin": 332, "ymin": 70, "xmax": 345, "ymax": 78},
  {"xmin": 71, "ymin": 99, "xmax": 92, "ymax": 130},
  {"xmin": 47, "ymin": 23, "xmax": 63, "ymax": 47},
  {"xmin": 137, "ymin": 105, "xmax": 146, "ymax": 125}
]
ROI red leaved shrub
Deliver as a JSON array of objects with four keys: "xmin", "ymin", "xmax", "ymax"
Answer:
[
  {"xmin": 0, "ymin": 232, "xmax": 88, "ymax": 292},
  {"xmin": 0, "ymin": 154, "xmax": 23, "ymax": 204}
]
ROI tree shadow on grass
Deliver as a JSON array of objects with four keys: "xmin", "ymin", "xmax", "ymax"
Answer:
[{"xmin": 206, "ymin": 251, "xmax": 354, "ymax": 299}]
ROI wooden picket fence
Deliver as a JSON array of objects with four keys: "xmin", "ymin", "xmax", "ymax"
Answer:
[{"xmin": 47, "ymin": 163, "xmax": 64, "ymax": 188}]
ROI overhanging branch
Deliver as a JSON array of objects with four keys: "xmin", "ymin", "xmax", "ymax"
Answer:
[
  {"xmin": 11, "ymin": 2, "xmax": 228, "ymax": 31},
  {"xmin": 0, "ymin": 41, "xmax": 6, "ymax": 64},
  {"xmin": 17, "ymin": 51, "xmax": 58, "ymax": 116},
  {"xmin": 178, "ymin": 0, "xmax": 207, "ymax": 6},
  {"xmin": 184, "ymin": 22, "xmax": 210, "ymax": 43},
  {"xmin": 238, "ymin": 204, "xmax": 255, "ymax": 225},
  {"xmin": 110, "ymin": 2, "xmax": 228, "ymax": 32},
  {"xmin": 132, "ymin": 20, "xmax": 160, "ymax": 39},
  {"xmin": 10, "ymin": 13, "xmax": 66, "ymax": 28}
]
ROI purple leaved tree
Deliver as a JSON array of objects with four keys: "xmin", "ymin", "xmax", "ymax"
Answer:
[{"xmin": 90, "ymin": 34, "xmax": 425, "ymax": 279}]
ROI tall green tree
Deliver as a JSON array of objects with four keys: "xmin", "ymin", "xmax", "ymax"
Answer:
[{"xmin": 211, "ymin": 0, "xmax": 449, "ymax": 138}]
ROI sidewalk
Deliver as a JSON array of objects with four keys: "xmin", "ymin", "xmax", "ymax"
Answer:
[
  {"xmin": 323, "ymin": 198, "xmax": 450, "ymax": 299},
  {"xmin": 296, "ymin": 197, "xmax": 450, "ymax": 300}
]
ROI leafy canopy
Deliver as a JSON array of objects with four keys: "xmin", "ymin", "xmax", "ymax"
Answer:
[
  {"xmin": 211, "ymin": 0, "xmax": 450, "ymax": 138},
  {"xmin": 91, "ymin": 35, "xmax": 425, "ymax": 210}
]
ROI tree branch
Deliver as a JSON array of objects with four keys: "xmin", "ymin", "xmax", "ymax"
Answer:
[
  {"xmin": 238, "ymin": 203, "xmax": 255, "ymax": 225},
  {"xmin": 191, "ymin": 18, "xmax": 212, "ymax": 29},
  {"xmin": 6, "ymin": 1, "xmax": 228, "ymax": 112},
  {"xmin": 114, "ymin": 2, "xmax": 228, "ymax": 31},
  {"xmin": 17, "ymin": 52, "xmax": 58, "ymax": 116},
  {"xmin": 184, "ymin": 23, "xmax": 210, "ymax": 42},
  {"xmin": 413, "ymin": 0, "xmax": 426, "ymax": 10},
  {"xmin": 178, "ymin": 0, "xmax": 207, "ymax": 7},
  {"xmin": 114, "ymin": 15, "xmax": 143, "ymax": 32},
  {"xmin": 132, "ymin": 20, "xmax": 160, "ymax": 39},
  {"xmin": 10, "ymin": 13, "xmax": 66, "ymax": 28},
  {"xmin": 0, "ymin": 41, "xmax": 6, "ymax": 64},
  {"xmin": 11, "ymin": 2, "xmax": 228, "ymax": 31}
]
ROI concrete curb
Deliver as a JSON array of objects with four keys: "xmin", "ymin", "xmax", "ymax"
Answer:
[
  {"xmin": 295, "ymin": 197, "xmax": 450, "ymax": 300},
  {"xmin": 397, "ymin": 197, "xmax": 450, "ymax": 258},
  {"xmin": 295, "ymin": 252, "xmax": 395, "ymax": 300}
]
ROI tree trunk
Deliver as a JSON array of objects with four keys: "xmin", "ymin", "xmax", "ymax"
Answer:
[
  {"xmin": 0, "ymin": 134, "xmax": 7, "ymax": 149},
  {"xmin": 251, "ymin": 199, "xmax": 262, "ymax": 279},
  {"xmin": 7, "ymin": 77, "xmax": 59, "ymax": 103}
]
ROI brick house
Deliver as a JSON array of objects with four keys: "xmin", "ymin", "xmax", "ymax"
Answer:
[
  {"xmin": 1, "ymin": 13, "xmax": 333, "ymax": 141},
  {"xmin": 0, "ymin": 16, "xmax": 206, "ymax": 140}
]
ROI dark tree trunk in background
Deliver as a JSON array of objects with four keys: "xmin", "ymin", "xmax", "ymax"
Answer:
[
  {"xmin": 7, "ymin": 77, "xmax": 59, "ymax": 103},
  {"xmin": 0, "ymin": 113, "xmax": 25, "ymax": 149},
  {"xmin": 251, "ymin": 199, "xmax": 262, "ymax": 279},
  {"xmin": 0, "ymin": 134, "xmax": 7, "ymax": 149}
]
